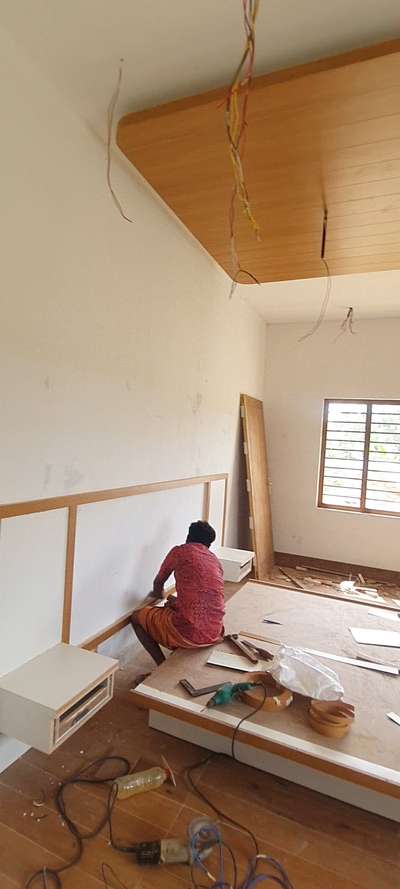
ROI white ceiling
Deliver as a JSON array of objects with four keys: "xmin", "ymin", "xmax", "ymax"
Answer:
[
  {"xmin": 241, "ymin": 270, "xmax": 400, "ymax": 323},
  {"xmin": 2, "ymin": 0, "xmax": 400, "ymax": 132},
  {"xmin": 2, "ymin": 1, "xmax": 400, "ymax": 322}
]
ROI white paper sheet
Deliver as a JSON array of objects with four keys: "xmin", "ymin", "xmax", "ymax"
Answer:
[
  {"xmin": 350, "ymin": 627, "xmax": 400, "ymax": 647},
  {"xmin": 207, "ymin": 652, "xmax": 262, "ymax": 672},
  {"xmin": 368, "ymin": 608, "xmax": 400, "ymax": 623}
]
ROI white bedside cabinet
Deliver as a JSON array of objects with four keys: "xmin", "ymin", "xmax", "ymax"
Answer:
[{"xmin": 0, "ymin": 643, "xmax": 118, "ymax": 753}]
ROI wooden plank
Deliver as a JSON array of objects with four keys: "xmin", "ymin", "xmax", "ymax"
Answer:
[
  {"xmin": 253, "ymin": 577, "xmax": 400, "ymax": 612},
  {"xmin": 241, "ymin": 395, "xmax": 274, "ymax": 578},
  {"xmin": 278, "ymin": 567, "xmax": 307, "ymax": 591},
  {"xmin": 61, "ymin": 505, "xmax": 77, "ymax": 644},
  {"xmin": 117, "ymin": 41, "xmax": 400, "ymax": 283},
  {"xmin": 202, "ymin": 480, "xmax": 211, "ymax": 522},
  {"xmin": 0, "ymin": 472, "xmax": 228, "ymax": 519},
  {"xmin": 275, "ymin": 552, "xmax": 400, "ymax": 585}
]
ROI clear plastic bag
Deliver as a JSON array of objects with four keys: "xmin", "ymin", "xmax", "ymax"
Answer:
[{"xmin": 269, "ymin": 645, "xmax": 344, "ymax": 701}]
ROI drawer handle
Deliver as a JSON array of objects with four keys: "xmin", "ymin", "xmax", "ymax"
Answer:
[{"xmin": 71, "ymin": 706, "xmax": 90, "ymax": 727}]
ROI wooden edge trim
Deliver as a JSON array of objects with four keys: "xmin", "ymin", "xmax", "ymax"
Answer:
[
  {"xmin": 81, "ymin": 585, "xmax": 178, "ymax": 650},
  {"xmin": 240, "ymin": 394, "xmax": 257, "ymax": 573},
  {"xmin": 81, "ymin": 612, "xmax": 133, "ymax": 650},
  {"xmin": 202, "ymin": 481, "xmax": 211, "ymax": 522},
  {"xmin": 221, "ymin": 476, "xmax": 228, "ymax": 545},
  {"xmin": 61, "ymin": 506, "xmax": 77, "ymax": 644},
  {"xmin": 0, "ymin": 472, "xmax": 228, "ymax": 519},
  {"xmin": 117, "ymin": 39, "xmax": 400, "ymax": 131},
  {"xmin": 274, "ymin": 552, "xmax": 400, "ymax": 585},
  {"xmin": 129, "ymin": 693, "xmax": 400, "ymax": 799}
]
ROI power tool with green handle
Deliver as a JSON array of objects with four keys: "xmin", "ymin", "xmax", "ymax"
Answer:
[{"xmin": 206, "ymin": 681, "xmax": 259, "ymax": 708}]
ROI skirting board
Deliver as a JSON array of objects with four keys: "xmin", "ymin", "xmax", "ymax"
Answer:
[
  {"xmin": 0, "ymin": 736, "xmax": 29, "ymax": 775},
  {"xmin": 149, "ymin": 710, "xmax": 400, "ymax": 823}
]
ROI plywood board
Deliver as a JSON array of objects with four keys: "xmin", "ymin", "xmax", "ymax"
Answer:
[
  {"xmin": 117, "ymin": 41, "xmax": 400, "ymax": 283},
  {"xmin": 241, "ymin": 395, "xmax": 273, "ymax": 578},
  {"xmin": 133, "ymin": 582, "xmax": 400, "ymax": 783}
]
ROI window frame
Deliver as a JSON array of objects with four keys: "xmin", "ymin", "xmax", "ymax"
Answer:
[{"xmin": 317, "ymin": 398, "xmax": 400, "ymax": 517}]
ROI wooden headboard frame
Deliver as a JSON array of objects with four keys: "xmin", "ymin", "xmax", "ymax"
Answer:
[{"xmin": 0, "ymin": 473, "xmax": 228, "ymax": 650}]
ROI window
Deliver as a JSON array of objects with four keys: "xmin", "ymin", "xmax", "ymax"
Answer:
[{"xmin": 318, "ymin": 400, "xmax": 400, "ymax": 516}]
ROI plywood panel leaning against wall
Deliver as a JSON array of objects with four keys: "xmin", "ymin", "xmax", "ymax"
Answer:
[
  {"xmin": 240, "ymin": 395, "xmax": 273, "ymax": 578},
  {"xmin": 117, "ymin": 40, "xmax": 400, "ymax": 283}
]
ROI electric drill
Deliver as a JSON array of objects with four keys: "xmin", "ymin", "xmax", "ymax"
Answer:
[{"xmin": 206, "ymin": 681, "xmax": 258, "ymax": 707}]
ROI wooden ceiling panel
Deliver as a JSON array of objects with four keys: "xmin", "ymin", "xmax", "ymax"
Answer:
[{"xmin": 117, "ymin": 40, "xmax": 400, "ymax": 283}]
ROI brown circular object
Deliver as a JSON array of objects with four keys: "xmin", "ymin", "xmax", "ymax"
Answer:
[
  {"xmin": 309, "ymin": 706, "xmax": 351, "ymax": 727},
  {"xmin": 308, "ymin": 712, "xmax": 351, "ymax": 738},
  {"xmin": 310, "ymin": 700, "xmax": 355, "ymax": 726},
  {"xmin": 311, "ymin": 700, "xmax": 355, "ymax": 717},
  {"xmin": 308, "ymin": 700, "xmax": 354, "ymax": 738},
  {"xmin": 241, "ymin": 672, "xmax": 293, "ymax": 712}
]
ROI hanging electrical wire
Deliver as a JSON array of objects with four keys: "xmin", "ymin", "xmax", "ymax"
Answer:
[
  {"xmin": 226, "ymin": 0, "xmax": 261, "ymax": 297},
  {"xmin": 335, "ymin": 306, "xmax": 356, "ymax": 340},
  {"xmin": 298, "ymin": 207, "xmax": 332, "ymax": 342},
  {"xmin": 107, "ymin": 59, "xmax": 135, "ymax": 223}
]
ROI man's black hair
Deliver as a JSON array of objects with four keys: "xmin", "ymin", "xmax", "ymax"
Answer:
[{"xmin": 186, "ymin": 520, "xmax": 216, "ymax": 548}]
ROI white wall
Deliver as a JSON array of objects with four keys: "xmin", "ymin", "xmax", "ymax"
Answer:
[
  {"xmin": 264, "ymin": 319, "xmax": 400, "ymax": 571},
  {"xmin": 0, "ymin": 24, "xmax": 265, "ymax": 767}
]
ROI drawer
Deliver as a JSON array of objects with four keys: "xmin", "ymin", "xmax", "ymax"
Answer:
[{"xmin": 53, "ymin": 674, "xmax": 113, "ymax": 745}]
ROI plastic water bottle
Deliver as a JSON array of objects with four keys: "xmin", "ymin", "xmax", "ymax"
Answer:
[{"xmin": 114, "ymin": 758, "xmax": 175, "ymax": 799}]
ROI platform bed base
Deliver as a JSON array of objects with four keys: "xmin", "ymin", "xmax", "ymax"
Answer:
[{"xmin": 149, "ymin": 709, "xmax": 400, "ymax": 822}]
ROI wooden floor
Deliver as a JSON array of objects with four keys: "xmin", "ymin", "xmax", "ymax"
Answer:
[{"xmin": 1, "ymin": 643, "xmax": 399, "ymax": 889}]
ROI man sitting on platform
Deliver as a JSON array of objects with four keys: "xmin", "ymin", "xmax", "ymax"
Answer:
[{"xmin": 131, "ymin": 520, "xmax": 225, "ymax": 665}]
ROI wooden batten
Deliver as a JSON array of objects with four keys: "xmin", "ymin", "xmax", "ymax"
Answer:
[
  {"xmin": 62, "ymin": 506, "xmax": 77, "ymax": 644},
  {"xmin": 275, "ymin": 552, "xmax": 400, "ymax": 585},
  {"xmin": 0, "ymin": 473, "xmax": 228, "ymax": 519}
]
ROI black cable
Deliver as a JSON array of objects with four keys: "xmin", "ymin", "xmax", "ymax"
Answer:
[
  {"xmin": 186, "ymin": 688, "xmax": 268, "ymax": 863},
  {"xmin": 101, "ymin": 861, "xmax": 130, "ymax": 889},
  {"xmin": 186, "ymin": 686, "xmax": 296, "ymax": 889},
  {"xmin": 24, "ymin": 756, "xmax": 132, "ymax": 889},
  {"xmin": 230, "ymin": 685, "xmax": 267, "ymax": 760}
]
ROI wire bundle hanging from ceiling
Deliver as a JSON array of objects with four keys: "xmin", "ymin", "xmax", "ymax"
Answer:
[{"xmin": 226, "ymin": 0, "xmax": 261, "ymax": 296}]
